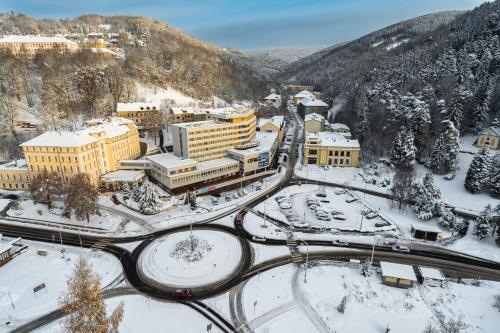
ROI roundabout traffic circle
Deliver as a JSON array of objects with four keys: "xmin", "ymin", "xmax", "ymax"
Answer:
[{"xmin": 138, "ymin": 229, "xmax": 243, "ymax": 290}]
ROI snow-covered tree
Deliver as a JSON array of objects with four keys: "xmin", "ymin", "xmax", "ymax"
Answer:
[
  {"xmin": 413, "ymin": 173, "xmax": 442, "ymax": 220},
  {"xmin": 488, "ymin": 152, "xmax": 500, "ymax": 196},
  {"xmin": 355, "ymin": 92, "xmax": 369, "ymax": 144},
  {"xmin": 474, "ymin": 204, "xmax": 494, "ymax": 240},
  {"xmin": 430, "ymin": 120, "xmax": 460, "ymax": 174},
  {"xmin": 138, "ymin": 182, "xmax": 163, "ymax": 214},
  {"xmin": 360, "ymin": 260, "xmax": 373, "ymax": 277},
  {"xmin": 122, "ymin": 183, "xmax": 131, "ymax": 200},
  {"xmin": 59, "ymin": 257, "xmax": 124, "ymax": 333},
  {"xmin": 29, "ymin": 170, "xmax": 63, "ymax": 210},
  {"xmin": 439, "ymin": 207, "xmax": 463, "ymax": 232},
  {"xmin": 464, "ymin": 147, "xmax": 491, "ymax": 193},
  {"xmin": 391, "ymin": 127, "xmax": 415, "ymax": 167},
  {"xmin": 445, "ymin": 85, "xmax": 466, "ymax": 131},
  {"xmin": 132, "ymin": 182, "xmax": 141, "ymax": 202}
]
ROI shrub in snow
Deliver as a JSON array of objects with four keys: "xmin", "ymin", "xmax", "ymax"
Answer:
[
  {"xmin": 464, "ymin": 148, "xmax": 491, "ymax": 193},
  {"xmin": 122, "ymin": 183, "xmax": 131, "ymax": 200},
  {"xmin": 493, "ymin": 295, "xmax": 500, "ymax": 312},
  {"xmin": 138, "ymin": 182, "xmax": 163, "ymax": 214},
  {"xmin": 360, "ymin": 260, "xmax": 373, "ymax": 277},
  {"xmin": 473, "ymin": 204, "xmax": 493, "ymax": 240},
  {"xmin": 438, "ymin": 207, "xmax": 463, "ymax": 232}
]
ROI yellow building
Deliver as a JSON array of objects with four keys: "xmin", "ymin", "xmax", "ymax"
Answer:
[
  {"xmin": 0, "ymin": 160, "xmax": 31, "ymax": 190},
  {"xmin": 85, "ymin": 38, "xmax": 106, "ymax": 49},
  {"xmin": 115, "ymin": 102, "xmax": 161, "ymax": 127},
  {"xmin": 0, "ymin": 117, "xmax": 141, "ymax": 189},
  {"xmin": 304, "ymin": 113, "xmax": 326, "ymax": 133},
  {"xmin": 303, "ymin": 132, "xmax": 360, "ymax": 167},
  {"xmin": 171, "ymin": 107, "xmax": 256, "ymax": 162},
  {"xmin": 0, "ymin": 35, "xmax": 78, "ymax": 56},
  {"xmin": 257, "ymin": 116, "xmax": 285, "ymax": 143},
  {"xmin": 477, "ymin": 126, "xmax": 499, "ymax": 150},
  {"xmin": 170, "ymin": 107, "xmax": 215, "ymax": 123}
]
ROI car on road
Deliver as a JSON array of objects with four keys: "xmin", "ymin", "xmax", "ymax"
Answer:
[
  {"xmin": 346, "ymin": 197, "xmax": 358, "ymax": 203},
  {"xmin": 391, "ymin": 244, "xmax": 410, "ymax": 253},
  {"xmin": 252, "ymin": 236, "xmax": 267, "ymax": 242},
  {"xmin": 332, "ymin": 214, "xmax": 347, "ymax": 221},
  {"xmin": 173, "ymin": 289, "xmax": 193, "ymax": 298},
  {"xmin": 334, "ymin": 189, "xmax": 346, "ymax": 195},
  {"xmin": 235, "ymin": 213, "xmax": 244, "ymax": 225},
  {"xmin": 332, "ymin": 240, "xmax": 349, "ymax": 247},
  {"xmin": 315, "ymin": 192, "xmax": 327, "ymax": 198}
]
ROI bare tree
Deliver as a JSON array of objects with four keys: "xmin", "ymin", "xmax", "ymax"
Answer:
[
  {"xmin": 29, "ymin": 170, "xmax": 63, "ymax": 210},
  {"xmin": 0, "ymin": 89, "xmax": 21, "ymax": 144},
  {"xmin": 143, "ymin": 109, "xmax": 166, "ymax": 145},
  {"xmin": 391, "ymin": 163, "xmax": 415, "ymax": 210},
  {"xmin": 64, "ymin": 173, "xmax": 99, "ymax": 223},
  {"xmin": 59, "ymin": 257, "xmax": 124, "ymax": 333}
]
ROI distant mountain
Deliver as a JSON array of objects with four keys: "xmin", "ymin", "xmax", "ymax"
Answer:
[{"xmin": 244, "ymin": 46, "xmax": 325, "ymax": 75}]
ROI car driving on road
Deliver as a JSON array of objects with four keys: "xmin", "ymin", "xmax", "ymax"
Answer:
[
  {"xmin": 252, "ymin": 236, "xmax": 267, "ymax": 242},
  {"xmin": 391, "ymin": 244, "xmax": 410, "ymax": 253},
  {"xmin": 332, "ymin": 240, "xmax": 349, "ymax": 247},
  {"xmin": 173, "ymin": 289, "xmax": 193, "ymax": 298}
]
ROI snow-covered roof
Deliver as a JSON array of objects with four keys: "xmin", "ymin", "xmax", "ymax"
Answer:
[
  {"xmin": 411, "ymin": 224, "xmax": 442, "ymax": 233},
  {"xmin": 196, "ymin": 158, "xmax": 240, "ymax": 170},
  {"xmin": 306, "ymin": 132, "xmax": 360, "ymax": 149},
  {"xmin": 101, "ymin": 170, "xmax": 145, "ymax": 183},
  {"xmin": 330, "ymin": 123, "xmax": 350, "ymax": 131},
  {"xmin": 145, "ymin": 153, "xmax": 197, "ymax": 169},
  {"xmin": 0, "ymin": 159, "xmax": 27, "ymax": 170},
  {"xmin": 21, "ymin": 117, "xmax": 135, "ymax": 148},
  {"xmin": 0, "ymin": 35, "xmax": 77, "ymax": 45},
  {"xmin": 294, "ymin": 90, "xmax": 315, "ymax": 98},
  {"xmin": 264, "ymin": 93, "xmax": 281, "ymax": 100},
  {"xmin": 418, "ymin": 266, "xmax": 445, "ymax": 280},
  {"xmin": 480, "ymin": 126, "xmax": 500, "ymax": 136},
  {"xmin": 258, "ymin": 116, "xmax": 284, "ymax": 129},
  {"xmin": 299, "ymin": 96, "xmax": 329, "ymax": 107},
  {"xmin": 116, "ymin": 102, "xmax": 160, "ymax": 112},
  {"xmin": 380, "ymin": 261, "xmax": 417, "ymax": 281},
  {"xmin": 226, "ymin": 132, "xmax": 277, "ymax": 155},
  {"xmin": 305, "ymin": 113, "xmax": 325, "ymax": 122}
]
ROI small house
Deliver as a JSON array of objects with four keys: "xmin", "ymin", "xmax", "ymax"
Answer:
[
  {"xmin": 411, "ymin": 224, "xmax": 443, "ymax": 241},
  {"xmin": 263, "ymin": 93, "xmax": 281, "ymax": 108},
  {"xmin": 476, "ymin": 126, "xmax": 499, "ymax": 150},
  {"xmin": 297, "ymin": 96, "xmax": 329, "ymax": 119},
  {"xmin": 0, "ymin": 237, "xmax": 23, "ymax": 267},
  {"xmin": 293, "ymin": 90, "xmax": 315, "ymax": 105},
  {"xmin": 418, "ymin": 266, "xmax": 445, "ymax": 287},
  {"xmin": 380, "ymin": 261, "xmax": 417, "ymax": 288},
  {"xmin": 304, "ymin": 113, "xmax": 325, "ymax": 133}
]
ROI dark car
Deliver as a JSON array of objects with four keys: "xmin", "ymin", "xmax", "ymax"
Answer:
[
  {"xmin": 173, "ymin": 289, "xmax": 193, "ymax": 298},
  {"xmin": 315, "ymin": 193, "xmax": 327, "ymax": 198}
]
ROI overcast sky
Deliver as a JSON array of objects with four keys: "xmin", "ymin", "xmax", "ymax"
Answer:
[{"xmin": 0, "ymin": 0, "xmax": 490, "ymax": 50}]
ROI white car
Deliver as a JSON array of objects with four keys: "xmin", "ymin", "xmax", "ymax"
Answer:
[
  {"xmin": 293, "ymin": 222, "xmax": 310, "ymax": 229},
  {"xmin": 279, "ymin": 201, "xmax": 292, "ymax": 209},
  {"xmin": 391, "ymin": 244, "xmax": 410, "ymax": 253},
  {"xmin": 332, "ymin": 240, "xmax": 349, "ymax": 247},
  {"xmin": 334, "ymin": 189, "xmax": 346, "ymax": 195},
  {"xmin": 311, "ymin": 225, "xmax": 326, "ymax": 231},
  {"xmin": 309, "ymin": 204, "xmax": 319, "ymax": 211},
  {"xmin": 252, "ymin": 236, "xmax": 267, "ymax": 242}
]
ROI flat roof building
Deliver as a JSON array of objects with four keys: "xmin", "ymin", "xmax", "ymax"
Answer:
[
  {"xmin": 303, "ymin": 132, "xmax": 360, "ymax": 167},
  {"xmin": 0, "ymin": 35, "xmax": 78, "ymax": 56},
  {"xmin": 380, "ymin": 261, "xmax": 417, "ymax": 288}
]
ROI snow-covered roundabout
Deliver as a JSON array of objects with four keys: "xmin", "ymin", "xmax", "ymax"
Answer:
[{"xmin": 138, "ymin": 230, "xmax": 243, "ymax": 289}]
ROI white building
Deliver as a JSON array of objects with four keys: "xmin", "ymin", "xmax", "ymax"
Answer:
[{"xmin": 263, "ymin": 93, "xmax": 281, "ymax": 107}]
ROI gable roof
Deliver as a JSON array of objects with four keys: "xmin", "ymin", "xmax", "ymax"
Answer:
[
  {"xmin": 305, "ymin": 113, "xmax": 325, "ymax": 122},
  {"xmin": 480, "ymin": 126, "xmax": 500, "ymax": 136},
  {"xmin": 294, "ymin": 90, "xmax": 315, "ymax": 98},
  {"xmin": 264, "ymin": 93, "xmax": 281, "ymax": 100},
  {"xmin": 299, "ymin": 96, "xmax": 329, "ymax": 107}
]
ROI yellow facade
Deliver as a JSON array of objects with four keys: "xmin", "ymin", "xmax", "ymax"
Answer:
[
  {"xmin": 115, "ymin": 103, "xmax": 161, "ymax": 127},
  {"xmin": 172, "ymin": 108, "xmax": 257, "ymax": 162},
  {"xmin": 303, "ymin": 133, "xmax": 360, "ymax": 167},
  {"xmin": 0, "ymin": 161, "xmax": 31, "ymax": 190},
  {"xmin": 0, "ymin": 36, "xmax": 78, "ymax": 56},
  {"xmin": 477, "ymin": 127, "xmax": 499, "ymax": 150},
  {"xmin": 0, "ymin": 118, "xmax": 141, "ymax": 189},
  {"xmin": 85, "ymin": 38, "xmax": 106, "ymax": 49}
]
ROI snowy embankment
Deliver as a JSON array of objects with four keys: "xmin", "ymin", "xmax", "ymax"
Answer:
[
  {"xmin": 0, "ymin": 238, "xmax": 122, "ymax": 331},
  {"xmin": 138, "ymin": 230, "xmax": 242, "ymax": 288},
  {"xmin": 135, "ymin": 83, "xmax": 200, "ymax": 106},
  {"xmin": 36, "ymin": 294, "xmax": 223, "ymax": 333}
]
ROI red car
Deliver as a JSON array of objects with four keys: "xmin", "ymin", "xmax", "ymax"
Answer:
[
  {"xmin": 235, "ymin": 213, "xmax": 244, "ymax": 225},
  {"xmin": 173, "ymin": 289, "xmax": 193, "ymax": 298}
]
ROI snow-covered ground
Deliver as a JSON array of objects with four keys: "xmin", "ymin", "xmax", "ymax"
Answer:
[
  {"xmin": 139, "ymin": 230, "xmax": 242, "ymax": 288},
  {"xmin": 36, "ymin": 295, "xmax": 223, "ymax": 333},
  {"xmin": 0, "ymin": 238, "xmax": 122, "ymax": 331},
  {"xmin": 136, "ymin": 83, "xmax": 200, "ymax": 107},
  {"xmin": 0, "ymin": 198, "xmax": 11, "ymax": 211},
  {"xmin": 251, "ymin": 243, "xmax": 290, "ymax": 266}
]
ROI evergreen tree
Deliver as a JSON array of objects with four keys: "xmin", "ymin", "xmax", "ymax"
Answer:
[
  {"xmin": 59, "ymin": 258, "xmax": 124, "ymax": 333},
  {"xmin": 488, "ymin": 152, "xmax": 500, "ymax": 196},
  {"xmin": 414, "ymin": 173, "xmax": 442, "ymax": 220},
  {"xmin": 138, "ymin": 182, "xmax": 163, "ymax": 214},
  {"xmin": 465, "ymin": 147, "xmax": 491, "ymax": 193},
  {"xmin": 405, "ymin": 95, "xmax": 431, "ymax": 159},
  {"xmin": 445, "ymin": 85, "xmax": 466, "ymax": 131},
  {"xmin": 355, "ymin": 92, "xmax": 369, "ymax": 144},
  {"xmin": 390, "ymin": 127, "xmax": 415, "ymax": 167},
  {"xmin": 122, "ymin": 183, "xmax": 131, "ymax": 201},
  {"xmin": 430, "ymin": 120, "xmax": 460, "ymax": 174},
  {"xmin": 467, "ymin": 80, "xmax": 491, "ymax": 132},
  {"xmin": 132, "ymin": 182, "xmax": 141, "ymax": 202},
  {"xmin": 439, "ymin": 207, "xmax": 463, "ymax": 232},
  {"xmin": 474, "ymin": 204, "xmax": 494, "ymax": 240},
  {"xmin": 360, "ymin": 259, "xmax": 373, "ymax": 277}
]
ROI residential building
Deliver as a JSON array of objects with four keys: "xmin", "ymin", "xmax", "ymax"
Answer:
[
  {"xmin": 0, "ymin": 117, "xmax": 141, "ymax": 189},
  {"xmin": 171, "ymin": 107, "xmax": 256, "ymax": 162},
  {"xmin": 0, "ymin": 35, "xmax": 78, "ymax": 56},
  {"xmin": 286, "ymin": 85, "xmax": 314, "ymax": 96},
  {"xmin": 85, "ymin": 38, "xmax": 106, "ymax": 49},
  {"xmin": 297, "ymin": 96, "xmax": 330, "ymax": 119},
  {"xmin": 303, "ymin": 132, "xmax": 360, "ymax": 167},
  {"xmin": 226, "ymin": 132, "xmax": 278, "ymax": 175},
  {"xmin": 145, "ymin": 153, "xmax": 240, "ymax": 191},
  {"xmin": 263, "ymin": 93, "xmax": 281, "ymax": 108},
  {"xmin": 114, "ymin": 102, "xmax": 161, "ymax": 127},
  {"xmin": 293, "ymin": 90, "xmax": 315, "ymax": 105},
  {"xmin": 476, "ymin": 126, "xmax": 499, "ymax": 150},
  {"xmin": 330, "ymin": 123, "xmax": 352, "ymax": 139},
  {"xmin": 257, "ymin": 116, "xmax": 285, "ymax": 143},
  {"xmin": 380, "ymin": 261, "xmax": 417, "ymax": 288},
  {"xmin": 304, "ymin": 113, "xmax": 326, "ymax": 133}
]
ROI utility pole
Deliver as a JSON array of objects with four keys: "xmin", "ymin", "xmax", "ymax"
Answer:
[
  {"xmin": 303, "ymin": 241, "xmax": 309, "ymax": 284},
  {"xmin": 370, "ymin": 236, "xmax": 378, "ymax": 264}
]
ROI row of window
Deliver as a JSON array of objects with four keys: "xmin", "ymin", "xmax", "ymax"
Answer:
[
  {"xmin": 307, "ymin": 149, "xmax": 352, "ymax": 157},
  {"xmin": 171, "ymin": 165, "xmax": 238, "ymax": 184}
]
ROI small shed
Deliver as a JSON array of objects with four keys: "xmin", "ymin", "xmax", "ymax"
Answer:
[
  {"xmin": 418, "ymin": 266, "xmax": 445, "ymax": 287},
  {"xmin": 411, "ymin": 224, "xmax": 443, "ymax": 241},
  {"xmin": 380, "ymin": 261, "xmax": 417, "ymax": 288}
]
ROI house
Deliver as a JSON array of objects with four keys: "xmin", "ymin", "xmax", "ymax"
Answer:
[
  {"xmin": 257, "ymin": 116, "xmax": 285, "ymax": 143},
  {"xmin": 303, "ymin": 132, "xmax": 360, "ymax": 167},
  {"xmin": 410, "ymin": 224, "xmax": 443, "ymax": 241},
  {"xmin": 329, "ymin": 123, "xmax": 352, "ymax": 139},
  {"xmin": 263, "ymin": 93, "xmax": 281, "ymax": 108},
  {"xmin": 287, "ymin": 85, "xmax": 314, "ymax": 96},
  {"xmin": 293, "ymin": 90, "xmax": 315, "ymax": 105},
  {"xmin": 297, "ymin": 96, "xmax": 330, "ymax": 119},
  {"xmin": 304, "ymin": 113, "xmax": 325, "ymax": 133},
  {"xmin": 418, "ymin": 266, "xmax": 445, "ymax": 287},
  {"xmin": 380, "ymin": 261, "xmax": 417, "ymax": 288},
  {"xmin": 476, "ymin": 126, "xmax": 499, "ymax": 150},
  {"xmin": 114, "ymin": 102, "xmax": 161, "ymax": 127}
]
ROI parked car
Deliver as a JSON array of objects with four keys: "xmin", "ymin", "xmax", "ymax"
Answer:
[
  {"xmin": 391, "ymin": 244, "xmax": 410, "ymax": 253},
  {"xmin": 252, "ymin": 236, "xmax": 267, "ymax": 242},
  {"xmin": 233, "ymin": 192, "xmax": 240, "ymax": 199},
  {"xmin": 332, "ymin": 240, "xmax": 349, "ymax": 247},
  {"xmin": 361, "ymin": 208, "xmax": 372, "ymax": 216},
  {"xmin": 309, "ymin": 204, "xmax": 319, "ymax": 211},
  {"xmin": 317, "ymin": 215, "xmax": 332, "ymax": 221},
  {"xmin": 173, "ymin": 289, "xmax": 193, "ymax": 298},
  {"xmin": 315, "ymin": 193, "xmax": 327, "ymax": 198},
  {"xmin": 366, "ymin": 211, "xmax": 378, "ymax": 219},
  {"xmin": 330, "ymin": 209, "xmax": 344, "ymax": 215},
  {"xmin": 346, "ymin": 197, "xmax": 358, "ymax": 203},
  {"xmin": 275, "ymin": 196, "xmax": 288, "ymax": 203},
  {"xmin": 311, "ymin": 225, "xmax": 326, "ymax": 231},
  {"xmin": 334, "ymin": 189, "xmax": 346, "ymax": 195},
  {"xmin": 293, "ymin": 222, "xmax": 310, "ymax": 229},
  {"xmin": 323, "ymin": 165, "xmax": 329, "ymax": 170},
  {"xmin": 333, "ymin": 214, "xmax": 347, "ymax": 221},
  {"xmin": 375, "ymin": 222, "xmax": 389, "ymax": 228},
  {"xmin": 211, "ymin": 198, "xmax": 219, "ymax": 205},
  {"xmin": 224, "ymin": 195, "xmax": 232, "ymax": 202},
  {"xmin": 279, "ymin": 201, "xmax": 292, "ymax": 209},
  {"xmin": 319, "ymin": 199, "xmax": 330, "ymax": 203}
]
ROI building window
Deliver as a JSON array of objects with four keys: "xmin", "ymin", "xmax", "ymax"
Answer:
[
  {"xmin": 346, "ymin": 151, "xmax": 351, "ymax": 157},
  {"xmin": 309, "ymin": 149, "xmax": 318, "ymax": 155},
  {"xmin": 334, "ymin": 151, "xmax": 339, "ymax": 157}
]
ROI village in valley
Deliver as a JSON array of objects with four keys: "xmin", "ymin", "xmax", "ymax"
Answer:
[{"xmin": 0, "ymin": 3, "xmax": 500, "ymax": 333}]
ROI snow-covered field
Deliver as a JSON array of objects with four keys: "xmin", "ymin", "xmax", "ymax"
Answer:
[
  {"xmin": 136, "ymin": 83, "xmax": 200, "ymax": 107},
  {"xmin": 0, "ymin": 238, "xmax": 122, "ymax": 331},
  {"xmin": 139, "ymin": 230, "xmax": 242, "ymax": 288},
  {"xmin": 252, "ymin": 243, "xmax": 290, "ymax": 266},
  {"xmin": 37, "ymin": 295, "xmax": 223, "ymax": 333}
]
